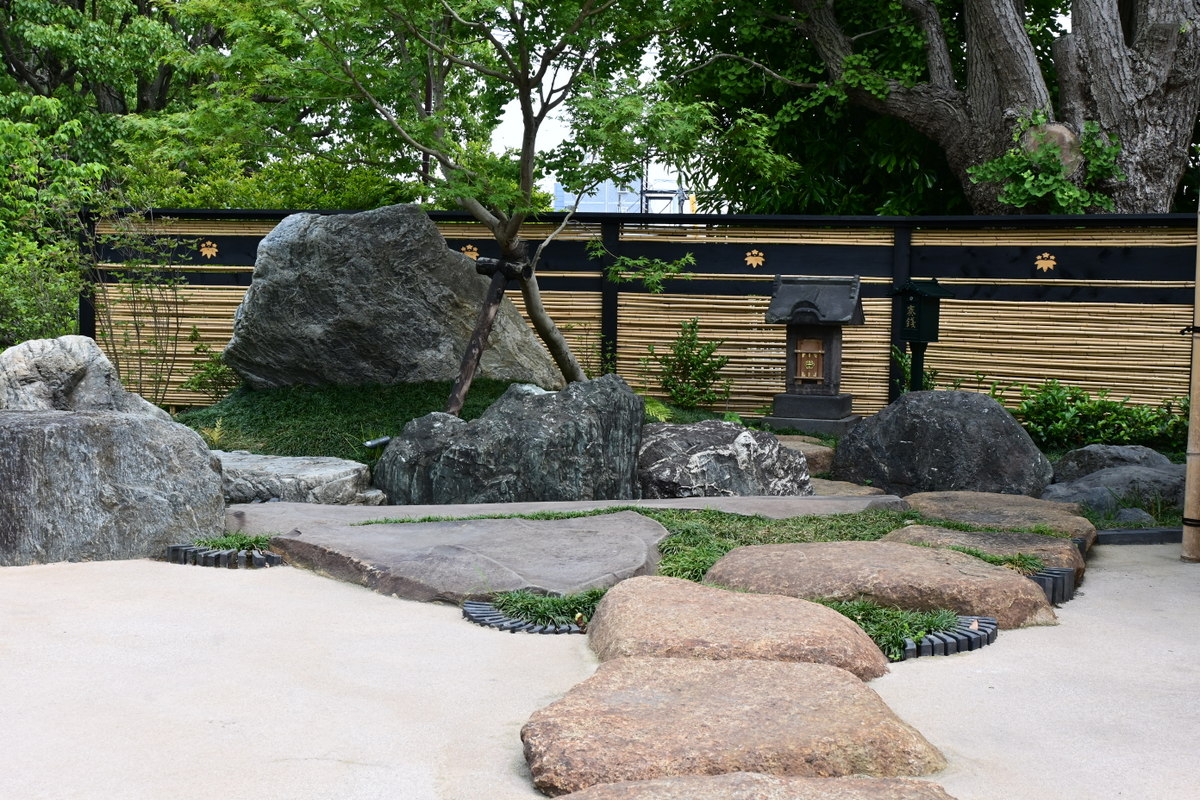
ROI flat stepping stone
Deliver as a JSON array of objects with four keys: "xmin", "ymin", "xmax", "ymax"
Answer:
[
  {"xmin": 213, "ymin": 450, "xmax": 384, "ymax": 505},
  {"xmin": 811, "ymin": 477, "xmax": 886, "ymax": 496},
  {"xmin": 881, "ymin": 525, "xmax": 1087, "ymax": 581},
  {"xmin": 558, "ymin": 771, "xmax": 958, "ymax": 799},
  {"xmin": 269, "ymin": 510, "xmax": 669, "ymax": 603},
  {"xmin": 902, "ymin": 491, "xmax": 1096, "ymax": 550},
  {"xmin": 588, "ymin": 576, "xmax": 890, "ymax": 680},
  {"xmin": 705, "ymin": 541, "xmax": 1056, "ymax": 629},
  {"xmin": 521, "ymin": 657, "xmax": 947, "ymax": 796},
  {"xmin": 223, "ymin": 494, "xmax": 907, "ymax": 535}
]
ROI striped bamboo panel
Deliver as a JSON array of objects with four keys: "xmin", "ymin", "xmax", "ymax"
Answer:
[
  {"xmin": 619, "ymin": 224, "xmax": 894, "ymax": 245},
  {"xmin": 506, "ymin": 291, "xmax": 605, "ymax": 377},
  {"xmin": 436, "ymin": 221, "xmax": 604, "ymax": 241},
  {"xmin": 922, "ymin": 301, "xmax": 1192, "ymax": 407},
  {"xmin": 95, "ymin": 219, "xmax": 279, "ymax": 237},
  {"xmin": 913, "ymin": 228, "xmax": 1196, "ymax": 247},
  {"xmin": 934, "ymin": 278, "xmax": 1195, "ymax": 289},
  {"xmin": 613, "ymin": 294, "xmax": 892, "ymax": 416},
  {"xmin": 92, "ymin": 283, "xmax": 245, "ymax": 409}
]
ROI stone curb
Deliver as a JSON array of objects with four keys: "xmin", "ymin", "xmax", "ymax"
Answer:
[
  {"xmin": 165, "ymin": 544, "xmax": 283, "ymax": 569},
  {"xmin": 902, "ymin": 615, "xmax": 998, "ymax": 661},
  {"xmin": 461, "ymin": 601, "xmax": 584, "ymax": 634},
  {"xmin": 1027, "ymin": 566, "xmax": 1077, "ymax": 605},
  {"xmin": 1096, "ymin": 527, "xmax": 1182, "ymax": 545}
]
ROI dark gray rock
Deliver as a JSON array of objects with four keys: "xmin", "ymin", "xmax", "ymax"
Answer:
[
  {"xmin": 831, "ymin": 391, "xmax": 1052, "ymax": 496},
  {"xmin": 1114, "ymin": 507, "xmax": 1157, "ymax": 526},
  {"xmin": 213, "ymin": 450, "xmax": 384, "ymax": 505},
  {"xmin": 1053, "ymin": 445, "xmax": 1173, "ymax": 483},
  {"xmin": 1041, "ymin": 464, "xmax": 1186, "ymax": 512},
  {"xmin": 638, "ymin": 421, "xmax": 813, "ymax": 499},
  {"xmin": 0, "ymin": 336, "xmax": 167, "ymax": 419},
  {"xmin": 373, "ymin": 374, "xmax": 643, "ymax": 504},
  {"xmin": 223, "ymin": 204, "xmax": 561, "ymax": 390},
  {"xmin": 0, "ymin": 410, "xmax": 224, "ymax": 566}
]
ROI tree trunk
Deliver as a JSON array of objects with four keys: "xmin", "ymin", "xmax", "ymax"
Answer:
[
  {"xmin": 497, "ymin": 231, "xmax": 587, "ymax": 385},
  {"xmin": 790, "ymin": 0, "xmax": 1200, "ymax": 214}
]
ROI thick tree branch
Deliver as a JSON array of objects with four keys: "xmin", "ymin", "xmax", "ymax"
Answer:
[{"xmin": 899, "ymin": 0, "xmax": 956, "ymax": 89}]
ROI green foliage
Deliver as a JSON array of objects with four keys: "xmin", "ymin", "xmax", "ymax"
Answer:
[
  {"xmin": 889, "ymin": 345, "xmax": 938, "ymax": 393},
  {"xmin": 653, "ymin": 509, "xmax": 924, "ymax": 581},
  {"xmin": 1012, "ymin": 380, "xmax": 1188, "ymax": 453},
  {"xmin": 194, "ymin": 532, "xmax": 276, "ymax": 552},
  {"xmin": 645, "ymin": 319, "xmax": 731, "ymax": 410},
  {"xmin": 586, "ymin": 240, "xmax": 696, "ymax": 294},
  {"xmin": 968, "ymin": 111, "xmax": 1125, "ymax": 213},
  {"xmin": 491, "ymin": 588, "xmax": 607, "ymax": 627},
  {"xmin": 1081, "ymin": 491, "xmax": 1183, "ymax": 530},
  {"xmin": 181, "ymin": 327, "xmax": 242, "ymax": 403},
  {"xmin": 656, "ymin": 0, "xmax": 973, "ymax": 215},
  {"xmin": 815, "ymin": 600, "xmax": 960, "ymax": 662},
  {"xmin": 0, "ymin": 95, "xmax": 103, "ymax": 348},
  {"xmin": 175, "ymin": 380, "xmax": 514, "ymax": 463}
]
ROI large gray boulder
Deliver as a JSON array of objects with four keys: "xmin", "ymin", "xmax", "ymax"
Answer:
[
  {"xmin": 223, "ymin": 204, "xmax": 562, "ymax": 390},
  {"xmin": 213, "ymin": 450, "xmax": 384, "ymax": 505},
  {"xmin": 832, "ymin": 391, "xmax": 1052, "ymax": 496},
  {"xmin": 638, "ymin": 421, "xmax": 812, "ymax": 498},
  {"xmin": 0, "ymin": 410, "xmax": 224, "ymax": 565},
  {"xmin": 1041, "ymin": 464, "xmax": 1186, "ymax": 513},
  {"xmin": 373, "ymin": 374, "xmax": 644, "ymax": 504},
  {"xmin": 0, "ymin": 335, "xmax": 167, "ymax": 419},
  {"xmin": 1052, "ymin": 444, "xmax": 1173, "ymax": 483}
]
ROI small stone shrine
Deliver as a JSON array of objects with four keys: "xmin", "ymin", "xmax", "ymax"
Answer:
[{"xmin": 760, "ymin": 276, "xmax": 865, "ymax": 435}]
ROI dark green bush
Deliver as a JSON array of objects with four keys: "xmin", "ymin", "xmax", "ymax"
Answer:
[
  {"xmin": 645, "ymin": 318, "xmax": 731, "ymax": 410},
  {"xmin": 1012, "ymin": 379, "xmax": 1187, "ymax": 453}
]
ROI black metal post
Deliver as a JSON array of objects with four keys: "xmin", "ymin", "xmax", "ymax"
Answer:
[
  {"xmin": 889, "ymin": 224, "xmax": 913, "ymax": 403},
  {"xmin": 599, "ymin": 220, "xmax": 621, "ymax": 374},
  {"xmin": 909, "ymin": 341, "xmax": 928, "ymax": 392}
]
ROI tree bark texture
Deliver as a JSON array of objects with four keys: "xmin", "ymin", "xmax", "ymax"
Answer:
[{"xmin": 788, "ymin": 0, "xmax": 1200, "ymax": 213}]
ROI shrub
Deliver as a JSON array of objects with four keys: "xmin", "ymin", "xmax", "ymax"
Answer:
[
  {"xmin": 1012, "ymin": 379, "xmax": 1187, "ymax": 453},
  {"xmin": 645, "ymin": 318, "xmax": 730, "ymax": 409}
]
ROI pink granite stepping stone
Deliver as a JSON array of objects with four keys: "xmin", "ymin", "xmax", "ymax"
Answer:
[
  {"xmin": 705, "ymin": 541, "xmax": 1056, "ymax": 629},
  {"xmin": 557, "ymin": 771, "xmax": 958, "ymax": 799},
  {"xmin": 588, "ymin": 576, "xmax": 889, "ymax": 680},
  {"xmin": 521, "ymin": 657, "xmax": 946, "ymax": 796}
]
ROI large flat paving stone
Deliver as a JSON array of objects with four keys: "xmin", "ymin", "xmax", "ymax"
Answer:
[
  {"xmin": 705, "ymin": 541, "xmax": 1057, "ymax": 629},
  {"xmin": 882, "ymin": 525, "xmax": 1087, "ymax": 581},
  {"xmin": 588, "ymin": 576, "xmax": 889, "ymax": 680},
  {"xmin": 521, "ymin": 657, "xmax": 947, "ymax": 796},
  {"xmin": 558, "ymin": 772, "xmax": 957, "ymax": 800},
  {"xmin": 262, "ymin": 509, "xmax": 670, "ymax": 603},
  {"xmin": 224, "ymin": 495, "xmax": 908, "ymax": 537},
  {"xmin": 902, "ymin": 491, "xmax": 1096, "ymax": 550}
]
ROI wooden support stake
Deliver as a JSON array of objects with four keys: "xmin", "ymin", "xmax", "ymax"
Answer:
[
  {"xmin": 1183, "ymin": 205, "xmax": 1200, "ymax": 563},
  {"xmin": 446, "ymin": 269, "xmax": 509, "ymax": 417}
]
